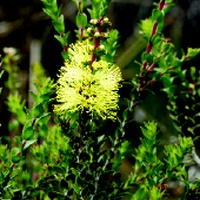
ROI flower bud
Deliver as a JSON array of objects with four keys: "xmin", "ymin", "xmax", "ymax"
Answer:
[
  {"xmin": 87, "ymin": 27, "xmax": 92, "ymax": 33},
  {"xmin": 103, "ymin": 33, "xmax": 109, "ymax": 38},
  {"xmin": 99, "ymin": 44, "xmax": 105, "ymax": 50},
  {"xmin": 87, "ymin": 45, "xmax": 94, "ymax": 51},
  {"xmin": 94, "ymin": 32, "xmax": 101, "ymax": 38},
  {"xmin": 90, "ymin": 18, "xmax": 98, "ymax": 25},
  {"xmin": 103, "ymin": 17, "xmax": 109, "ymax": 23}
]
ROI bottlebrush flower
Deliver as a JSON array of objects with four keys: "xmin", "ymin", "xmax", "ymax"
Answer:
[{"xmin": 54, "ymin": 41, "xmax": 122, "ymax": 120}]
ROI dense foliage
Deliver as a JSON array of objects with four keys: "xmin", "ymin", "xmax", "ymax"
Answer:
[{"xmin": 1, "ymin": 0, "xmax": 200, "ymax": 199}]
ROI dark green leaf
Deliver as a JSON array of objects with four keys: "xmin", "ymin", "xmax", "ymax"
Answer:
[
  {"xmin": 49, "ymin": 166, "xmax": 65, "ymax": 174},
  {"xmin": 12, "ymin": 155, "xmax": 23, "ymax": 163},
  {"xmin": 53, "ymin": 17, "xmax": 65, "ymax": 34},
  {"xmin": 29, "ymin": 91, "xmax": 38, "ymax": 102},
  {"xmin": 22, "ymin": 126, "xmax": 34, "ymax": 140},
  {"xmin": 152, "ymin": 9, "xmax": 163, "ymax": 23},
  {"xmin": 33, "ymin": 103, "xmax": 44, "ymax": 118}
]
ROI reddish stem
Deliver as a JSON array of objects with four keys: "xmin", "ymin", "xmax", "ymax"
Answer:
[
  {"xmin": 150, "ymin": 22, "xmax": 158, "ymax": 39},
  {"xmin": 90, "ymin": 33, "xmax": 100, "ymax": 65},
  {"xmin": 149, "ymin": 163, "xmax": 153, "ymax": 170},
  {"xmin": 142, "ymin": 61, "xmax": 148, "ymax": 70},
  {"xmin": 146, "ymin": 43, "xmax": 152, "ymax": 54},
  {"xmin": 140, "ymin": 0, "xmax": 167, "ymax": 92},
  {"xmin": 147, "ymin": 62, "xmax": 156, "ymax": 72},
  {"xmin": 90, "ymin": 53, "xmax": 96, "ymax": 65},
  {"xmin": 162, "ymin": 177, "xmax": 168, "ymax": 184},
  {"xmin": 150, "ymin": 79, "xmax": 155, "ymax": 85},
  {"xmin": 22, "ymin": 140, "xmax": 26, "ymax": 148},
  {"xmin": 94, "ymin": 38, "xmax": 100, "ymax": 50},
  {"xmin": 10, "ymin": 162, "xmax": 15, "ymax": 169},
  {"xmin": 79, "ymin": 27, "xmax": 84, "ymax": 38},
  {"xmin": 99, "ymin": 17, "xmax": 104, "ymax": 25},
  {"xmin": 97, "ymin": 26, "xmax": 101, "ymax": 33},
  {"xmin": 64, "ymin": 45, "xmax": 68, "ymax": 52},
  {"xmin": 185, "ymin": 55, "xmax": 190, "ymax": 61},
  {"xmin": 159, "ymin": 0, "xmax": 165, "ymax": 11},
  {"xmin": 16, "ymin": 152, "xmax": 21, "ymax": 156},
  {"xmin": 168, "ymin": 66, "xmax": 173, "ymax": 71},
  {"xmin": 160, "ymin": 71, "xmax": 165, "ymax": 76}
]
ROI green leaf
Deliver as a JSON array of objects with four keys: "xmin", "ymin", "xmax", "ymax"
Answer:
[
  {"xmin": 56, "ymin": 5, "xmax": 63, "ymax": 18},
  {"xmin": 141, "ymin": 121, "xmax": 157, "ymax": 140},
  {"xmin": 72, "ymin": 184, "xmax": 81, "ymax": 196},
  {"xmin": 53, "ymin": 15, "xmax": 65, "ymax": 34},
  {"xmin": 71, "ymin": 0, "xmax": 79, "ymax": 7},
  {"xmin": 23, "ymin": 139, "xmax": 37, "ymax": 150},
  {"xmin": 22, "ymin": 126, "xmax": 34, "ymax": 140},
  {"xmin": 12, "ymin": 155, "xmax": 23, "ymax": 163},
  {"xmin": 163, "ymin": 3, "xmax": 174, "ymax": 14},
  {"xmin": 141, "ymin": 52, "xmax": 153, "ymax": 64},
  {"xmin": 11, "ymin": 147, "xmax": 22, "ymax": 163},
  {"xmin": 49, "ymin": 166, "xmax": 65, "ymax": 174},
  {"xmin": 152, "ymin": 9, "xmax": 163, "ymax": 23},
  {"xmin": 160, "ymin": 76, "xmax": 172, "ymax": 87},
  {"xmin": 36, "ymin": 112, "xmax": 51, "ymax": 124},
  {"xmin": 186, "ymin": 48, "xmax": 200, "ymax": 60},
  {"xmin": 190, "ymin": 66, "xmax": 196, "ymax": 77},
  {"xmin": 97, "ymin": 135, "xmax": 105, "ymax": 143},
  {"xmin": 76, "ymin": 13, "xmax": 88, "ymax": 27},
  {"xmin": 149, "ymin": 186, "xmax": 163, "ymax": 199},
  {"xmin": 112, "ymin": 152, "xmax": 122, "ymax": 170},
  {"xmin": 54, "ymin": 35, "xmax": 65, "ymax": 47},
  {"xmin": 130, "ymin": 186, "xmax": 147, "ymax": 199},
  {"xmin": 122, "ymin": 108, "xmax": 129, "ymax": 120},
  {"xmin": 40, "ymin": 93, "xmax": 53, "ymax": 103},
  {"xmin": 162, "ymin": 86, "xmax": 176, "ymax": 96},
  {"xmin": 33, "ymin": 103, "xmax": 44, "ymax": 118},
  {"xmin": 61, "ymin": 51, "xmax": 69, "ymax": 60},
  {"xmin": 29, "ymin": 90, "xmax": 38, "ymax": 102},
  {"xmin": 139, "ymin": 18, "xmax": 154, "ymax": 40},
  {"xmin": 89, "ymin": 0, "xmax": 111, "ymax": 18},
  {"xmin": 24, "ymin": 106, "xmax": 33, "ymax": 117},
  {"xmin": 42, "ymin": 8, "xmax": 53, "ymax": 18},
  {"xmin": 80, "ymin": 0, "xmax": 87, "ymax": 10},
  {"xmin": 11, "ymin": 147, "xmax": 20, "ymax": 156},
  {"xmin": 14, "ymin": 136, "xmax": 22, "ymax": 149}
]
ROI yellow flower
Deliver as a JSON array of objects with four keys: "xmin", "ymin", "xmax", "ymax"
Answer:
[
  {"xmin": 54, "ymin": 42, "xmax": 122, "ymax": 120},
  {"xmin": 68, "ymin": 41, "xmax": 91, "ymax": 65}
]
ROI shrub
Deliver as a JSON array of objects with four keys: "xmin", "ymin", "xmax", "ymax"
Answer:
[{"xmin": 1, "ymin": 0, "xmax": 200, "ymax": 199}]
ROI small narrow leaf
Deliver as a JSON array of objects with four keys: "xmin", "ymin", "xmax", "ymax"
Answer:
[
  {"xmin": 12, "ymin": 155, "xmax": 23, "ymax": 163},
  {"xmin": 23, "ymin": 139, "xmax": 37, "ymax": 150},
  {"xmin": 76, "ymin": 13, "xmax": 88, "ymax": 27},
  {"xmin": 33, "ymin": 103, "xmax": 44, "ymax": 118},
  {"xmin": 22, "ymin": 126, "xmax": 34, "ymax": 140}
]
